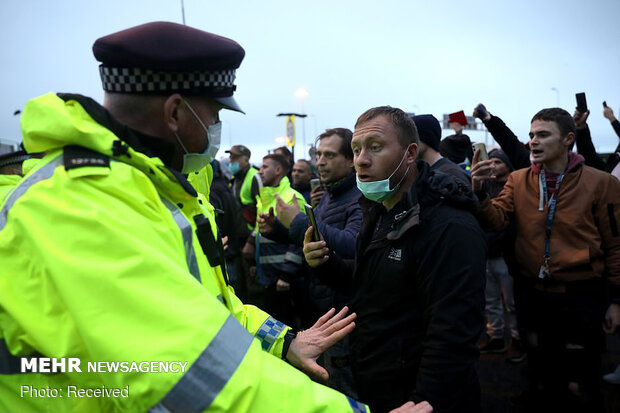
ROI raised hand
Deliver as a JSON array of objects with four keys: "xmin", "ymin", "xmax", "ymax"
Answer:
[
  {"xmin": 286, "ymin": 306, "xmax": 356, "ymax": 382},
  {"xmin": 274, "ymin": 193, "xmax": 301, "ymax": 228}
]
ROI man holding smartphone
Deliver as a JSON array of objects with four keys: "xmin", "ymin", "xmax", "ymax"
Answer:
[
  {"xmin": 303, "ymin": 107, "xmax": 485, "ymax": 413},
  {"xmin": 471, "ymin": 107, "xmax": 620, "ymax": 411},
  {"xmin": 573, "ymin": 101, "xmax": 620, "ymax": 181},
  {"xmin": 258, "ymin": 127, "xmax": 363, "ymax": 399}
]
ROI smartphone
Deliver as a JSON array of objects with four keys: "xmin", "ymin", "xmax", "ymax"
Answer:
[
  {"xmin": 576, "ymin": 92, "xmax": 588, "ymax": 113},
  {"xmin": 603, "ymin": 101, "xmax": 608, "ymax": 108},
  {"xmin": 476, "ymin": 104, "xmax": 487, "ymax": 118},
  {"xmin": 305, "ymin": 203, "xmax": 322, "ymax": 242},
  {"xmin": 472, "ymin": 142, "xmax": 489, "ymax": 162},
  {"xmin": 310, "ymin": 178, "xmax": 321, "ymax": 191}
]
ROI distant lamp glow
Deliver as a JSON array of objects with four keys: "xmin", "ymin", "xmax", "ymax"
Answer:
[{"xmin": 294, "ymin": 88, "xmax": 309, "ymax": 99}]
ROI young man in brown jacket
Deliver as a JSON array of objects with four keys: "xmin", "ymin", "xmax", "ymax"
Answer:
[{"xmin": 471, "ymin": 108, "xmax": 620, "ymax": 412}]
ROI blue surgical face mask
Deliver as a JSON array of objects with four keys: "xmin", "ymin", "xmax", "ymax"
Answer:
[
  {"xmin": 174, "ymin": 99, "xmax": 222, "ymax": 174},
  {"xmin": 229, "ymin": 161, "xmax": 241, "ymax": 175},
  {"xmin": 356, "ymin": 145, "xmax": 411, "ymax": 203}
]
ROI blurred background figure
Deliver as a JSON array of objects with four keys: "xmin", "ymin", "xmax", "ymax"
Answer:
[
  {"xmin": 476, "ymin": 149, "xmax": 525, "ymax": 363},
  {"xmin": 291, "ymin": 159, "xmax": 314, "ymax": 203}
]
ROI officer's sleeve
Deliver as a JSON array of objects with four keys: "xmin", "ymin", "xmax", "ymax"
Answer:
[
  {"xmin": 0, "ymin": 162, "xmax": 369, "ymax": 413},
  {"xmin": 225, "ymin": 285, "xmax": 291, "ymax": 358}
]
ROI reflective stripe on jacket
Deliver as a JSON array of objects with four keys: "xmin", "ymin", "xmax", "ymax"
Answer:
[
  {"xmin": 255, "ymin": 177, "xmax": 306, "ymax": 285},
  {"xmin": 0, "ymin": 93, "xmax": 368, "ymax": 413}
]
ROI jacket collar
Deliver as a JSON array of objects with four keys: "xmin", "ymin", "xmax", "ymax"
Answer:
[
  {"xmin": 22, "ymin": 93, "xmax": 195, "ymax": 200},
  {"xmin": 327, "ymin": 171, "xmax": 357, "ymax": 197},
  {"xmin": 58, "ymin": 93, "xmax": 178, "ymax": 166},
  {"xmin": 358, "ymin": 160, "xmax": 478, "ymax": 241}
]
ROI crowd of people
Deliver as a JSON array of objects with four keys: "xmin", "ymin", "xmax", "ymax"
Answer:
[{"xmin": 1, "ymin": 20, "xmax": 619, "ymax": 413}]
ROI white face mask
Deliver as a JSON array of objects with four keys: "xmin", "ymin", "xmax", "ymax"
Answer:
[
  {"xmin": 356, "ymin": 145, "xmax": 412, "ymax": 202},
  {"xmin": 174, "ymin": 98, "xmax": 222, "ymax": 174}
]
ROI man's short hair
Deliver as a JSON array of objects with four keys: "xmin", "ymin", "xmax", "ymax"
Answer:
[
  {"xmin": 317, "ymin": 128, "xmax": 353, "ymax": 160},
  {"xmin": 355, "ymin": 106, "xmax": 419, "ymax": 148},
  {"xmin": 296, "ymin": 159, "xmax": 313, "ymax": 172},
  {"xmin": 274, "ymin": 146, "xmax": 292, "ymax": 160},
  {"xmin": 531, "ymin": 108, "xmax": 576, "ymax": 137},
  {"xmin": 263, "ymin": 154, "xmax": 289, "ymax": 175}
]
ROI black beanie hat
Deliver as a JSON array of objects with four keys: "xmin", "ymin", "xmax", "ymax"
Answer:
[
  {"xmin": 439, "ymin": 135, "xmax": 473, "ymax": 164},
  {"xmin": 412, "ymin": 114, "xmax": 441, "ymax": 152},
  {"xmin": 488, "ymin": 148, "xmax": 514, "ymax": 171}
]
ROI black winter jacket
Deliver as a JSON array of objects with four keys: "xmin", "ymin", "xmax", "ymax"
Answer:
[
  {"xmin": 483, "ymin": 115, "xmax": 531, "ymax": 170},
  {"xmin": 210, "ymin": 175, "xmax": 243, "ymax": 258},
  {"xmin": 576, "ymin": 123, "xmax": 620, "ymax": 173},
  {"xmin": 314, "ymin": 161, "xmax": 486, "ymax": 413}
]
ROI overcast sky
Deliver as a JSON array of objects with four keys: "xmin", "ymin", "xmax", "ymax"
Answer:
[{"xmin": 1, "ymin": 0, "xmax": 619, "ymax": 162}]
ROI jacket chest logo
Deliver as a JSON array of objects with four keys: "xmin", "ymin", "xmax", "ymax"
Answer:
[{"xmin": 387, "ymin": 248, "xmax": 402, "ymax": 261}]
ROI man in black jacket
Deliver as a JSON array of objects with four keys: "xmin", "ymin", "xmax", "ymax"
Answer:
[
  {"xmin": 263, "ymin": 128, "xmax": 363, "ymax": 397},
  {"xmin": 303, "ymin": 106, "xmax": 486, "ymax": 413},
  {"xmin": 473, "ymin": 103, "xmax": 531, "ymax": 170},
  {"xmin": 573, "ymin": 105, "xmax": 620, "ymax": 180},
  {"xmin": 412, "ymin": 114, "xmax": 471, "ymax": 187},
  {"xmin": 209, "ymin": 159, "xmax": 247, "ymax": 300}
]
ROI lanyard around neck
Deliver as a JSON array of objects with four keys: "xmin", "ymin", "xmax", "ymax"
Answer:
[{"xmin": 539, "ymin": 167, "xmax": 567, "ymax": 263}]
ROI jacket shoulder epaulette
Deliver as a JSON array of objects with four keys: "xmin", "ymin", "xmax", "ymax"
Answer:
[{"xmin": 63, "ymin": 145, "xmax": 110, "ymax": 171}]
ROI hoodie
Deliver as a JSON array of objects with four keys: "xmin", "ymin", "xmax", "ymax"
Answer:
[{"xmin": 477, "ymin": 152, "xmax": 620, "ymax": 299}]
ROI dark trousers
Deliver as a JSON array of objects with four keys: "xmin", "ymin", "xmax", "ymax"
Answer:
[
  {"xmin": 262, "ymin": 283, "xmax": 297, "ymax": 328},
  {"xmin": 514, "ymin": 278, "xmax": 606, "ymax": 412}
]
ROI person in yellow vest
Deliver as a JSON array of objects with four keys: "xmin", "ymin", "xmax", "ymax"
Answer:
[
  {"xmin": 0, "ymin": 21, "xmax": 433, "ymax": 413},
  {"xmin": 252, "ymin": 154, "xmax": 307, "ymax": 327},
  {"xmin": 225, "ymin": 144, "xmax": 261, "ymax": 302},
  {"xmin": 226, "ymin": 144, "xmax": 261, "ymax": 229}
]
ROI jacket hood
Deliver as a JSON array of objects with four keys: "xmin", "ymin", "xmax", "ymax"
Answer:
[
  {"xmin": 530, "ymin": 151, "xmax": 585, "ymax": 174},
  {"xmin": 410, "ymin": 160, "xmax": 478, "ymax": 213},
  {"xmin": 20, "ymin": 92, "xmax": 198, "ymax": 202}
]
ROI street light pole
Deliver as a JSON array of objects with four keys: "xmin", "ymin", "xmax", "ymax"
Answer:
[
  {"xmin": 295, "ymin": 88, "xmax": 309, "ymax": 157},
  {"xmin": 551, "ymin": 87, "xmax": 560, "ymax": 107}
]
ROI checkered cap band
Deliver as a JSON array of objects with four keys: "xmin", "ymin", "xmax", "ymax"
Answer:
[
  {"xmin": 347, "ymin": 398, "xmax": 367, "ymax": 413},
  {"xmin": 99, "ymin": 66, "xmax": 236, "ymax": 94}
]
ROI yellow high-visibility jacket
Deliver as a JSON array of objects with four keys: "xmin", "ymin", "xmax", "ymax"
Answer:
[
  {"xmin": 0, "ymin": 93, "xmax": 369, "ymax": 413},
  {"xmin": 0, "ymin": 174, "xmax": 20, "ymax": 201},
  {"xmin": 254, "ymin": 177, "xmax": 306, "ymax": 286}
]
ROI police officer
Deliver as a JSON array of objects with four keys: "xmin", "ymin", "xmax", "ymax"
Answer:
[{"xmin": 0, "ymin": 22, "xmax": 436, "ymax": 413}]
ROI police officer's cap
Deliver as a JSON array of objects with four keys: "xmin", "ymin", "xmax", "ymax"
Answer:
[{"xmin": 93, "ymin": 21, "xmax": 245, "ymax": 113}]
